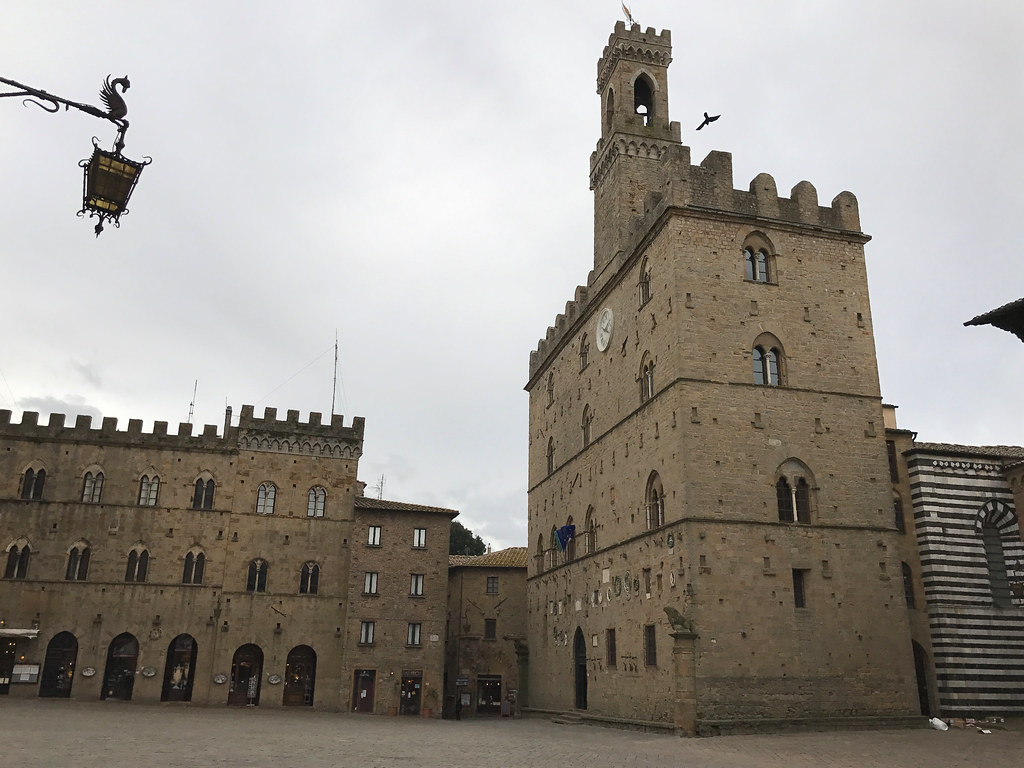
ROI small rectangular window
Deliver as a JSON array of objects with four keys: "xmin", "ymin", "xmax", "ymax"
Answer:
[
  {"xmin": 360, "ymin": 621, "xmax": 375, "ymax": 645},
  {"xmin": 606, "ymin": 628, "xmax": 617, "ymax": 666},
  {"xmin": 644, "ymin": 624, "xmax": 657, "ymax": 666},
  {"xmin": 410, "ymin": 573, "xmax": 424, "ymax": 596},
  {"xmin": 486, "ymin": 576, "xmax": 499, "ymax": 594},
  {"xmin": 363, "ymin": 571, "xmax": 378, "ymax": 595},
  {"xmin": 367, "ymin": 525, "xmax": 381, "ymax": 546},
  {"xmin": 407, "ymin": 622, "xmax": 422, "ymax": 646},
  {"xmin": 484, "ymin": 618, "xmax": 497, "ymax": 640},
  {"xmin": 413, "ymin": 528, "xmax": 426, "ymax": 548},
  {"xmin": 643, "ymin": 568, "xmax": 651, "ymax": 596},
  {"xmin": 793, "ymin": 568, "xmax": 808, "ymax": 609}
]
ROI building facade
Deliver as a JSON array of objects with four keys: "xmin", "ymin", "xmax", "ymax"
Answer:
[
  {"xmin": 886, "ymin": 406, "xmax": 1024, "ymax": 716},
  {"xmin": 524, "ymin": 22, "xmax": 918, "ymax": 731},
  {"xmin": 445, "ymin": 547, "xmax": 527, "ymax": 718},
  {"xmin": 0, "ymin": 405, "xmax": 455, "ymax": 714}
]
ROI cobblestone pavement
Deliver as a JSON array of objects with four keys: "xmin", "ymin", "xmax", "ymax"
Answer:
[{"xmin": 1, "ymin": 700, "xmax": 1020, "ymax": 768}]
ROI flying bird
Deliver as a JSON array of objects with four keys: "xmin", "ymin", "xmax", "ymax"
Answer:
[
  {"xmin": 696, "ymin": 111, "xmax": 720, "ymax": 131},
  {"xmin": 99, "ymin": 75, "xmax": 130, "ymax": 121}
]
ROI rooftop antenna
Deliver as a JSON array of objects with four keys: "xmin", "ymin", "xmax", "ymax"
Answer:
[
  {"xmin": 331, "ymin": 329, "xmax": 338, "ymax": 417},
  {"xmin": 187, "ymin": 380, "xmax": 198, "ymax": 425},
  {"xmin": 374, "ymin": 474, "xmax": 385, "ymax": 500},
  {"xmin": 621, "ymin": 2, "xmax": 636, "ymax": 26}
]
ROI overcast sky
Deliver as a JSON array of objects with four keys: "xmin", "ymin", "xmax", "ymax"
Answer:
[{"xmin": 2, "ymin": 2, "xmax": 1022, "ymax": 550}]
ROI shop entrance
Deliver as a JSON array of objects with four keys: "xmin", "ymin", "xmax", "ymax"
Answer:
[
  {"xmin": 39, "ymin": 632, "xmax": 78, "ymax": 698},
  {"xmin": 228, "ymin": 644, "xmax": 263, "ymax": 706},
  {"xmin": 102, "ymin": 633, "xmax": 139, "ymax": 701},
  {"xmin": 399, "ymin": 670, "xmax": 422, "ymax": 715},
  {"xmin": 476, "ymin": 674, "xmax": 502, "ymax": 715}
]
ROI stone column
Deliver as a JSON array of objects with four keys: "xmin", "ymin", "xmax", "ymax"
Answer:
[{"xmin": 670, "ymin": 630, "xmax": 697, "ymax": 736}]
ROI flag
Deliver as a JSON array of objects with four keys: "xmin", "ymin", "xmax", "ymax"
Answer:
[
  {"xmin": 622, "ymin": 3, "xmax": 635, "ymax": 26},
  {"xmin": 555, "ymin": 524, "xmax": 576, "ymax": 552}
]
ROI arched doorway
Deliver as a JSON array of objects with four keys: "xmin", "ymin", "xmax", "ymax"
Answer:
[
  {"xmin": 228, "ymin": 644, "xmax": 263, "ymax": 706},
  {"xmin": 912, "ymin": 641, "xmax": 932, "ymax": 716},
  {"xmin": 39, "ymin": 631, "xmax": 78, "ymax": 698},
  {"xmin": 282, "ymin": 645, "xmax": 316, "ymax": 706},
  {"xmin": 573, "ymin": 627, "xmax": 587, "ymax": 710},
  {"xmin": 161, "ymin": 634, "xmax": 198, "ymax": 702},
  {"xmin": 101, "ymin": 633, "xmax": 138, "ymax": 701}
]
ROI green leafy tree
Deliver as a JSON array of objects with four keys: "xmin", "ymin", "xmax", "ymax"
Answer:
[{"xmin": 450, "ymin": 520, "xmax": 485, "ymax": 556}]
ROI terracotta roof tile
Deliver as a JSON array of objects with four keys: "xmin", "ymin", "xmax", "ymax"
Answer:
[
  {"xmin": 910, "ymin": 442, "xmax": 1024, "ymax": 460},
  {"xmin": 449, "ymin": 547, "xmax": 528, "ymax": 569},
  {"xmin": 354, "ymin": 496, "xmax": 458, "ymax": 516}
]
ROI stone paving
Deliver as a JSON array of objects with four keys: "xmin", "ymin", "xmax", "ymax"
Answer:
[{"xmin": 0, "ymin": 700, "xmax": 1020, "ymax": 768}]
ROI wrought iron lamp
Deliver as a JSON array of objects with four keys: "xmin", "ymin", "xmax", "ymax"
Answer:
[{"xmin": 1, "ymin": 74, "xmax": 151, "ymax": 235}]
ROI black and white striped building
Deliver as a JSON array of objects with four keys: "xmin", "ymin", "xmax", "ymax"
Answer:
[{"xmin": 905, "ymin": 443, "xmax": 1024, "ymax": 715}]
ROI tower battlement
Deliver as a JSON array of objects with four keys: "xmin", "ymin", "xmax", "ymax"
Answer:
[
  {"xmin": 0, "ymin": 404, "xmax": 365, "ymax": 456},
  {"xmin": 529, "ymin": 148, "xmax": 865, "ymax": 384},
  {"xmin": 597, "ymin": 22, "xmax": 672, "ymax": 94}
]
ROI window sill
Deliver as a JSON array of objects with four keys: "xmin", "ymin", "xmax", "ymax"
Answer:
[
  {"xmin": 362, "ymin": 592, "xmax": 379, "ymax": 598},
  {"xmin": 409, "ymin": 594, "xmax": 425, "ymax": 599},
  {"xmin": 405, "ymin": 644, "xmax": 422, "ymax": 649},
  {"xmin": 411, "ymin": 546, "xmax": 426, "ymax": 551},
  {"xmin": 365, "ymin": 544, "xmax": 381, "ymax": 549},
  {"xmin": 358, "ymin": 642, "xmax": 375, "ymax": 648}
]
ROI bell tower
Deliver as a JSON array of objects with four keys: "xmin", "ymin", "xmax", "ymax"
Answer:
[{"xmin": 589, "ymin": 22, "xmax": 681, "ymax": 275}]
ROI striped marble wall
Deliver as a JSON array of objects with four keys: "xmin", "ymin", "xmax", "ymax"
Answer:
[{"xmin": 907, "ymin": 448, "xmax": 1024, "ymax": 715}]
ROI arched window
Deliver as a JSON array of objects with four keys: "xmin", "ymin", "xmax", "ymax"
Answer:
[
  {"xmin": 982, "ymin": 521, "xmax": 1011, "ymax": 606},
  {"xmin": 549, "ymin": 526, "xmax": 558, "ymax": 569},
  {"xmin": 565, "ymin": 516, "xmax": 576, "ymax": 562},
  {"xmin": 546, "ymin": 372, "xmax": 555, "ymax": 406},
  {"xmin": 300, "ymin": 562, "xmax": 320, "ymax": 595},
  {"xmin": 306, "ymin": 487, "xmax": 326, "ymax": 518},
  {"xmin": 139, "ymin": 474, "xmax": 160, "ymax": 506},
  {"xmin": 584, "ymin": 506, "xmax": 596, "ymax": 555},
  {"xmin": 579, "ymin": 333, "xmax": 590, "ymax": 371},
  {"xmin": 645, "ymin": 472, "xmax": 665, "ymax": 530},
  {"xmin": 182, "ymin": 550, "xmax": 205, "ymax": 585},
  {"xmin": 753, "ymin": 346, "xmax": 782, "ymax": 386},
  {"xmin": 639, "ymin": 353, "xmax": 655, "ymax": 402},
  {"xmin": 581, "ymin": 405, "xmax": 593, "ymax": 448},
  {"xmin": 902, "ymin": 562, "xmax": 916, "ymax": 609},
  {"xmin": 256, "ymin": 483, "xmax": 277, "ymax": 515},
  {"xmin": 192, "ymin": 477, "xmax": 215, "ymax": 510},
  {"xmin": 776, "ymin": 477, "xmax": 792, "ymax": 521},
  {"xmin": 546, "ymin": 438, "xmax": 555, "ymax": 475},
  {"xmin": 535, "ymin": 533, "xmax": 545, "ymax": 573},
  {"xmin": 604, "ymin": 87, "xmax": 614, "ymax": 133},
  {"xmin": 638, "ymin": 257, "xmax": 651, "ymax": 306},
  {"xmin": 125, "ymin": 547, "xmax": 150, "ymax": 583},
  {"xmin": 82, "ymin": 471, "xmax": 104, "ymax": 503},
  {"xmin": 775, "ymin": 460, "xmax": 815, "ymax": 524},
  {"xmin": 65, "ymin": 542, "xmax": 91, "ymax": 581},
  {"xmin": 634, "ymin": 74, "xmax": 654, "ymax": 126},
  {"xmin": 247, "ymin": 559, "xmax": 268, "ymax": 592},
  {"xmin": 21, "ymin": 467, "xmax": 45, "ymax": 500},
  {"xmin": 4, "ymin": 542, "xmax": 31, "ymax": 579},
  {"xmin": 744, "ymin": 247, "xmax": 771, "ymax": 283}
]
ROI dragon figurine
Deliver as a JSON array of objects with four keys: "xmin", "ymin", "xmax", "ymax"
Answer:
[{"xmin": 99, "ymin": 76, "xmax": 130, "ymax": 123}]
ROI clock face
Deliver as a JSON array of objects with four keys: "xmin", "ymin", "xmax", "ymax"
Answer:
[{"xmin": 596, "ymin": 307, "xmax": 614, "ymax": 352}]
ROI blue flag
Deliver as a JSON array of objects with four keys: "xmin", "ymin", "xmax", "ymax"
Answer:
[{"xmin": 555, "ymin": 524, "xmax": 576, "ymax": 552}]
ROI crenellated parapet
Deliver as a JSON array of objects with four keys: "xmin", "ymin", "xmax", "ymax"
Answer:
[
  {"xmin": 236, "ymin": 404, "xmax": 364, "ymax": 459},
  {"xmin": 0, "ymin": 404, "xmax": 365, "ymax": 460},
  {"xmin": 530, "ymin": 146, "xmax": 866, "ymax": 384},
  {"xmin": 0, "ymin": 408, "xmax": 229, "ymax": 448},
  {"xmin": 596, "ymin": 22, "xmax": 672, "ymax": 94}
]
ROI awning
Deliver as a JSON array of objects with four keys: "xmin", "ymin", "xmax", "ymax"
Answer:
[{"xmin": 0, "ymin": 628, "xmax": 39, "ymax": 639}]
